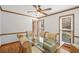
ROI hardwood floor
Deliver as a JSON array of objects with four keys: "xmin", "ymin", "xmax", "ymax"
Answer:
[
  {"xmin": 0, "ymin": 41, "xmax": 23, "ymax": 53},
  {"xmin": 57, "ymin": 43, "xmax": 79, "ymax": 53}
]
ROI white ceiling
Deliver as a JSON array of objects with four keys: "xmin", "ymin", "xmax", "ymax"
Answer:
[{"xmin": 1, "ymin": 5, "xmax": 77, "ymax": 17}]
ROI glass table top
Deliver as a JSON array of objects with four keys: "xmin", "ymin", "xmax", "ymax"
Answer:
[{"xmin": 27, "ymin": 36, "xmax": 59, "ymax": 53}]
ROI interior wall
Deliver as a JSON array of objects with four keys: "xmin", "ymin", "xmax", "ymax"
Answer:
[
  {"xmin": 42, "ymin": 8, "xmax": 79, "ymax": 45},
  {"xmin": 0, "ymin": 12, "xmax": 1, "ymax": 34},
  {"xmin": 0, "ymin": 11, "xmax": 32, "ymax": 44},
  {"xmin": 0, "ymin": 10, "xmax": 1, "ymax": 45},
  {"xmin": 44, "ymin": 15, "xmax": 59, "ymax": 33},
  {"xmin": 1, "ymin": 12, "xmax": 32, "ymax": 33},
  {"xmin": 43, "ymin": 8, "xmax": 79, "ymax": 36}
]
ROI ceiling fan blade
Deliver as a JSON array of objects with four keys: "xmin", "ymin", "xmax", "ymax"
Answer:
[
  {"xmin": 0, "ymin": 6, "xmax": 1, "ymax": 9},
  {"xmin": 40, "ymin": 11, "xmax": 48, "ymax": 16},
  {"xmin": 41, "ymin": 8, "xmax": 52, "ymax": 11},
  {"xmin": 33, "ymin": 5, "xmax": 37, "ymax": 8},
  {"xmin": 38, "ymin": 5, "xmax": 42, "ymax": 10},
  {"xmin": 32, "ymin": 5, "xmax": 38, "ymax": 11},
  {"xmin": 27, "ymin": 11, "xmax": 36, "ymax": 13},
  {"xmin": 38, "ymin": 5, "xmax": 41, "ymax": 8}
]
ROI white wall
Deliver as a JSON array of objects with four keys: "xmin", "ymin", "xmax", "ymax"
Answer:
[
  {"xmin": 0, "ymin": 10, "xmax": 2, "ymax": 34},
  {"xmin": 1, "ymin": 12, "xmax": 32, "ymax": 33},
  {"xmin": 44, "ymin": 15, "xmax": 59, "ymax": 33},
  {"xmin": 43, "ymin": 8, "xmax": 79, "ymax": 36},
  {"xmin": 0, "ymin": 11, "xmax": 32, "ymax": 44},
  {"xmin": 0, "ymin": 10, "xmax": 1, "ymax": 45},
  {"xmin": 42, "ymin": 8, "xmax": 79, "ymax": 45},
  {"xmin": 0, "ymin": 35, "xmax": 18, "ymax": 45}
]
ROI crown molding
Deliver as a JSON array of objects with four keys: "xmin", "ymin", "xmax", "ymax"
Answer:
[
  {"xmin": 38, "ymin": 6, "xmax": 79, "ymax": 19},
  {"xmin": 1, "ymin": 6, "xmax": 79, "ymax": 19},
  {"xmin": 0, "ymin": 6, "xmax": 37, "ymax": 19}
]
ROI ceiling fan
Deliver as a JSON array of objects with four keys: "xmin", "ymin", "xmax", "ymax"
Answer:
[{"xmin": 27, "ymin": 5, "xmax": 52, "ymax": 16}]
